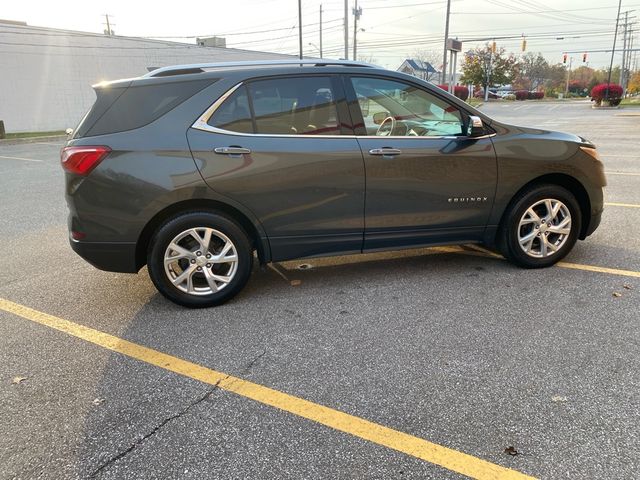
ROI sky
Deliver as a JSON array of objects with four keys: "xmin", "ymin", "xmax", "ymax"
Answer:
[{"xmin": 1, "ymin": 0, "xmax": 637, "ymax": 70}]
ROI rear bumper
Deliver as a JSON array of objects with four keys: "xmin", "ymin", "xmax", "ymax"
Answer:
[{"xmin": 70, "ymin": 238, "xmax": 138, "ymax": 273}]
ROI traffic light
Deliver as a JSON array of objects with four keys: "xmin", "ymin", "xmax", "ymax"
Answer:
[
  {"xmin": 521, "ymin": 38, "xmax": 527, "ymax": 52},
  {"xmin": 563, "ymin": 54, "xmax": 568, "ymax": 64},
  {"xmin": 582, "ymin": 52, "xmax": 587, "ymax": 63}
]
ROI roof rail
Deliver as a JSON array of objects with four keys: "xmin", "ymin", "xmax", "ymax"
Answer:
[{"xmin": 144, "ymin": 59, "xmax": 377, "ymax": 77}]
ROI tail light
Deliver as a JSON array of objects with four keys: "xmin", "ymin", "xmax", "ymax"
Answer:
[{"xmin": 60, "ymin": 146, "xmax": 111, "ymax": 175}]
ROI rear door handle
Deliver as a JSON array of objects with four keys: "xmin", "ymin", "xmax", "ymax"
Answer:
[
  {"xmin": 214, "ymin": 146, "xmax": 251, "ymax": 155},
  {"xmin": 369, "ymin": 148, "xmax": 402, "ymax": 157}
]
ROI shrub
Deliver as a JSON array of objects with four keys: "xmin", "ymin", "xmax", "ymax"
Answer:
[
  {"xmin": 503, "ymin": 93, "xmax": 516, "ymax": 101},
  {"xmin": 531, "ymin": 91, "xmax": 544, "ymax": 100},
  {"xmin": 515, "ymin": 90, "xmax": 529, "ymax": 101},
  {"xmin": 590, "ymin": 83, "xmax": 623, "ymax": 106},
  {"xmin": 454, "ymin": 86, "xmax": 469, "ymax": 101},
  {"xmin": 436, "ymin": 84, "xmax": 469, "ymax": 101}
]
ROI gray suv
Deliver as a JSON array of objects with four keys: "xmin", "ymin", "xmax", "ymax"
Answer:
[{"xmin": 62, "ymin": 60, "xmax": 605, "ymax": 307}]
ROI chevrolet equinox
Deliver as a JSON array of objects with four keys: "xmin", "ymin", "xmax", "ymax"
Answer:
[{"xmin": 62, "ymin": 60, "xmax": 605, "ymax": 307}]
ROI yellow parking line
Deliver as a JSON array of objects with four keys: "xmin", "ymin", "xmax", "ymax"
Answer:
[
  {"xmin": 605, "ymin": 202, "xmax": 640, "ymax": 208},
  {"xmin": 0, "ymin": 298, "xmax": 534, "ymax": 480},
  {"xmin": 556, "ymin": 261, "xmax": 640, "ymax": 278},
  {"xmin": 445, "ymin": 245, "xmax": 640, "ymax": 279}
]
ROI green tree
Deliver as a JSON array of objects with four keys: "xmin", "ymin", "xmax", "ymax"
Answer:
[
  {"xmin": 460, "ymin": 45, "xmax": 516, "ymax": 92},
  {"xmin": 516, "ymin": 52, "xmax": 549, "ymax": 90},
  {"xmin": 628, "ymin": 71, "xmax": 640, "ymax": 94}
]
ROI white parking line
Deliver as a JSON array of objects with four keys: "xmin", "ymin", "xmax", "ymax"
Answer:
[
  {"xmin": 33, "ymin": 142, "xmax": 64, "ymax": 147},
  {"xmin": 0, "ymin": 155, "xmax": 42, "ymax": 163},
  {"xmin": 605, "ymin": 171, "xmax": 640, "ymax": 176}
]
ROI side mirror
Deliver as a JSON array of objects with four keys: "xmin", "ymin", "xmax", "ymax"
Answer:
[
  {"xmin": 373, "ymin": 111, "xmax": 389, "ymax": 125},
  {"xmin": 467, "ymin": 116, "xmax": 484, "ymax": 137}
]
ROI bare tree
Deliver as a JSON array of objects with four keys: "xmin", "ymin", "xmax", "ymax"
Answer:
[
  {"xmin": 358, "ymin": 54, "xmax": 378, "ymax": 65},
  {"xmin": 412, "ymin": 49, "xmax": 441, "ymax": 81}
]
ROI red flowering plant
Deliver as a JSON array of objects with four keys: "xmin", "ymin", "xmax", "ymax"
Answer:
[
  {"xmin": 515, "ymin": 90, "xmax": 529, "ymax": 100},
  {"xmin": 590, "ymin": 83, "xmax": 623, "ymax": 106},
  {"xmin": 437, "ymin": 84, "xmax": 470, "ymax": 101}
]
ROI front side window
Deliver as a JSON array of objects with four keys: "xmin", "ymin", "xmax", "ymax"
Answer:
[
  {"xmin": 248, "ymin": 77, "xmax": 340, "ymax": 135},
  {"xmin": 351, "ymin": 77, "xmax": 464, "ymax": 137},
  {"xmin": 207, "ymin": 76, "xmax": 340, "ymax": 136}
]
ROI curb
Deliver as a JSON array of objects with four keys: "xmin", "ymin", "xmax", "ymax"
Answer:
[{"xmin": 0, "ymin": 135, "xmax": 67, "ymax": 146}]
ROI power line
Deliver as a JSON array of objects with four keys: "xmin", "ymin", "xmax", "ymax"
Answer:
[{"xmin": 454, "ymin": 4, "xmax": 640, "ymax": 15}]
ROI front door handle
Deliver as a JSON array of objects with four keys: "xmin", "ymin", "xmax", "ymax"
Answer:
[
  {"xmin": 214, "ymin": 146, "xmax": 251, "ymax": 155},
  {"xmin": 369, "ymin": 148, "xmax": 401, "ymax": 157}
]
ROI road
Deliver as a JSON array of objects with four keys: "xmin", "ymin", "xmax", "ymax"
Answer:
[{"xmin": 0, "ymin": 100, "xmax": 639, "ymax": 479}]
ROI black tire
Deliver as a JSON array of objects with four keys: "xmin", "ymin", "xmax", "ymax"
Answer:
[
  {"xmin": 498, "ymin": 184, "xmax": 582, "ymax": 268},
  {"xmin": 147, "ymin": 211, "xmax": 253, "ymax": 308}
]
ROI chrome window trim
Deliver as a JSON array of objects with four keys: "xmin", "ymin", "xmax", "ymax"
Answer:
[{"xmin": 191, "ymin": 82, "xmax": 496, "ymax": 141}]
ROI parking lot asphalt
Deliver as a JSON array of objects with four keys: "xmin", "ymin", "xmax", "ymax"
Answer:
[{"xmin": 1, "ymin": 100, "xmax": 639, "ymax": 480}]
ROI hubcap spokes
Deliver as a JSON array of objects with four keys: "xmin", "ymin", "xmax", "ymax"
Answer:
[
  {"xmin": 163, "ymin": 227, "xmax": 238, "ymax": 296},
  {"xmin": 518, "ymin": 198, "xmax": 572, "ymax": 258}
]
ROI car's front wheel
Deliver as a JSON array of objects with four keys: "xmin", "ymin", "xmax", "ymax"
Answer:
[
  {"xmin": 499, "ymin": 185, "xmax": 582, "ymax": 268},
  {"xmin": 147, "ymin": 212, "xmax": 253, "ymax": 308}
]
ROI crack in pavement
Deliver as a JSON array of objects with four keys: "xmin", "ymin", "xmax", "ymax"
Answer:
[
  {"xmin": 89, "ymin": 377, "xmax": 227, "ymax": 478},
  {"xmin": 90, "ymin": 349, "xmax": 268, "ymax": 477},
  {"xmin": 241, "ymin": 348, "xmax": 267, "ymax": 375}
]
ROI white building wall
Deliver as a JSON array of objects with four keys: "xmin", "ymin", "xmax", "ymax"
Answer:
[{"xmin": 0, "ymin": 22, "xmax": 293, "ymax": 132}]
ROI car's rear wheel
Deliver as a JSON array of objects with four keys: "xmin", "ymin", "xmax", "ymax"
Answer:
[
  {"xmin": 147, "ymin": 212, "xmax": 253, "ymax": 308},
  {"xmin": 499, "ymin": 184, "xmax": 581, "ymax": 268}
]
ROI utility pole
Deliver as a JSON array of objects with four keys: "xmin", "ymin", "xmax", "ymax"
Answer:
[
  {"xmin": 606, "ymin": 0, "xmax": 623, "ymax": 100},
  {"xmin": 484, "ymin": 44, "xmax": 494, "ymax": 102},
  {"xmin": 344, "ymin": 0, "xmax": 349, "ymax": 60},
  {"xmin": 622, "ymin": 15, "xmax": 636, "ymax": 95},
  {"xmin": 441, "ymin": 0, "xmax": 452, "ymax": 84},
  {"xmin": 353, "ymin": 0, "xmax": 362, "ymax": 60},
  {"xmin": 621, "ymin": 11, "xmax": 629, "ymax": 93},
  {"xmin": 319, "ymin": 4, "xmax": 323, "ymax": 58},
  {"xmin": 103, "ymin": 14, "xmax": 114, "ymax": 36},
  {"xmin": 298, "ymin": 0, "xmax": 303, "ymax": 59},
  {"xmin": 631, "ymin": 29, "xmax": 636, "ymax": 88},
  {"xmin": 565, "ymin": 56, "xmax": 573, "ymax": 95}
]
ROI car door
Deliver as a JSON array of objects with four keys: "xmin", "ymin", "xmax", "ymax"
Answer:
[
  {"xmin": 187, "ymin": 74, "xmax": 365, "ymax": 261},
  {"xmin": 345, "ymin": 75, "xmax": 498, "ymax": 251}
]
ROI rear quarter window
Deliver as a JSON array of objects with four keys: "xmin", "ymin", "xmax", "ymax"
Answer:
[{"xmin": 79, "ymin": 79, "xmax": 214, "ymax": 138}]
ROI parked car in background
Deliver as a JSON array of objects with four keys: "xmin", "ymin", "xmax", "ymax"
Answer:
[
  {"xmin": 474, "ymin": 89, "xmax": 500, "ymax": 99},
  {"xmin": 62, "ymin": 60, "xmax": 605, "ymax": 307}
]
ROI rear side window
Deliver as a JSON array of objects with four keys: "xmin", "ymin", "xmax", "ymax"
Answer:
[
  {"xmin": 207, "ymin": 86, "xmax": 253, "ymax": 133},
  {"xmin": 208, "ymin": 76, "xmax": 340, "ymax": 136},
  {"xmin": 78, "ymin": 79, "xmax": 214, "ymax": 138}
]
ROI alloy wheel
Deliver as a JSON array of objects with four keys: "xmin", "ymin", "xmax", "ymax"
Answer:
[
  {"xmin": 517, "ymin": 198, "xmax": 572, "ymax": 258},
  {"xmin": 163, "ymin": 227, "xmax": 238, "ymax": 295}
]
